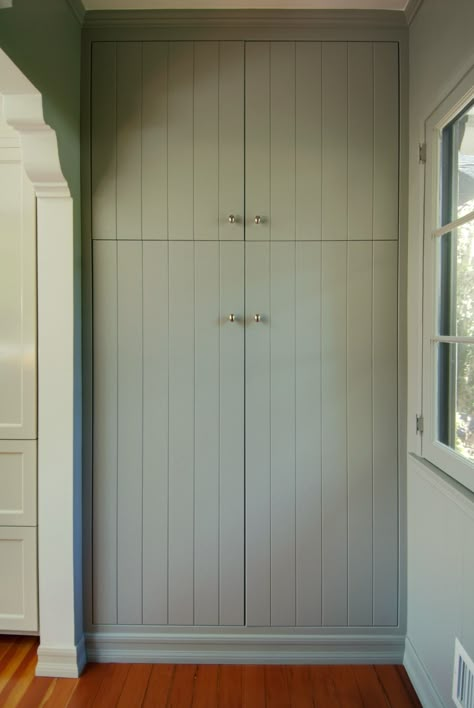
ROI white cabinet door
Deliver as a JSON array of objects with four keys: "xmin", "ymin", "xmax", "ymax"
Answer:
[
  {"xmin": 0, "ymin": 527, "xmax": 38, "ymax": 632},
  {"xmin": 0, "ymin": 151, "xmax": 37, "ymax": 440},
  {"xmin": 92, "ymin": 241, "xmax": 245, "ymax": 626},
  {"xmin": 0, "ymin": 440, "xmax": 37, "ymax": 526}
]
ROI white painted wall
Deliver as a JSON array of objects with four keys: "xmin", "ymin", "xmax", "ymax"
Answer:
[{"xmin": 406, "ymin": 0, "xmax": 474, "ymax": 705}]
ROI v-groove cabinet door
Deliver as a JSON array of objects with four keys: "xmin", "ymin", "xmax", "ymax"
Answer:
[{"xmin": 90, "ymin": 39, "xmax": 399, "ymax": 631}]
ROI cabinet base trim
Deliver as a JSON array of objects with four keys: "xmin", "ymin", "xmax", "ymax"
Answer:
[
  {"xmin": 86, "ymin": 632, "xmax": 404, "ymax": 665},
  {"xmin": 403, "ymin": 637, "xmax": 444, "ymax": 708},
  {"xmin": 36, "ymin": 636, "xmax": 87, "ymax": 678}
]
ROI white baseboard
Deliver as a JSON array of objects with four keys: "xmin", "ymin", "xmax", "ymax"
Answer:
[
  {"xmin": 403, "ymin": 637, "xmax": 445, "ymax": 708},
  {"xmin": 86, "ymin": 631, "xmax": 405, "ymax": 665},
  {"xmin": 36, "ymin": 636, "xmax": 87, "ymax": 678}
]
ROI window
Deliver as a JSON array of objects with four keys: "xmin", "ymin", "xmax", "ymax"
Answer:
[{"xmin": 423, "ymin": 72, "xmax": 474, "ymax": 492}]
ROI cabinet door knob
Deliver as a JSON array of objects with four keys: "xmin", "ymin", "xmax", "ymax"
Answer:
[
  {"xmin": 228, "ymin": 214, "xmax": 236, "ymax": 224},
  {"xmin": 254, "ymin": 314, "xmax": 262, "ymax": 323},
  {"xmin": 228, "ymin": 314, "xmax": 237, "ymax": 322},
  {"xmin": 254, "ymin": 215, "xmax": 262, "ymax": 224}
]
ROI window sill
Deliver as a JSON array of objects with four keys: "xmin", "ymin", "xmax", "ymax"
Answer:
[{"xmin": 408, "ymin": 452, "xmax": 474, "ymax": 518}]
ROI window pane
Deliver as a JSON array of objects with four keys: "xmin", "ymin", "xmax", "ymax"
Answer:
[
  {"xmin": 438, "ymin": 218, "xmax": 474, "ymax": 337},
  {"xmin": 441, "ymin": 101, "xmax": 474, "ymax": 225},
  {"xmin": 437, "ymin": 342, "xmax": 474, "ymax": 461}
]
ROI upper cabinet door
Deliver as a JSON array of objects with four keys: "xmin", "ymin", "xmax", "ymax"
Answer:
[
  {"xmin": 91, "ymin": 41, "xmax": 244, "ymax": 241},
  {"xmin": 0, "ymin": 147, "xmax": 37, "ymax": 440},
  {"xmin": 245, "ymin": 41, "xmax": 399, "ymax": 241}
]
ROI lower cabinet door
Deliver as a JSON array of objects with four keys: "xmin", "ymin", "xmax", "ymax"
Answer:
[{"xmin": 0, "ymin": 526, "xmax": 38, "ymax": 632}]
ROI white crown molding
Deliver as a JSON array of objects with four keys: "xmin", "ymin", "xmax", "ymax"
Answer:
[
  {"xmin": 65, "ymin": 0, "xmax": 86, "ymax": 24},
  {"xmin": 83, "ymin": 7, "xmax": 407, "ymax": 28},
  {"xmin": 404, "ymin": 0, "xmax": 423, "ymax": 24}
]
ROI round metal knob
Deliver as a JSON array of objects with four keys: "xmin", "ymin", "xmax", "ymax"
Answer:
[
  {"xmin": 228, "ymin": 314, "xmax": 236, "ymax": 322},
  {"xmin": 254, "ymin": 314, "xmax": 262, "ymax": 323},
  {"xmin": 228, "ymin": 215, "xmax": 236, "ymax": 224},
  {"xmin": 254, "ymin": 215, "xmax": 262, "ymax": 224}
]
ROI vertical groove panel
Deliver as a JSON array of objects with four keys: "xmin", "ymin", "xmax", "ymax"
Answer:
[
  {"xmin": 142, "ymin": 241, "xmax": 169, "ymax": 624},
  {"xmin": 348, "ymin": 43, "xmax": 374, "ymax": 240},
  {"xmin": 322, "ymin": 43, "xmax": 348, "ymax": 240},
  {"xmin": 270, "ymin": 243, "xmax": 296, "ymax": 625},
  {"xmin": 168, "ymin": 242, "xmax": 195, "ymax": 624},
  {"xmin": 92, "ymin": 241, "xmax": 118, "ymax": 624},
  {"xmin": 194, "ymin": 43, "xmax": 219, "ymax": 240},
  {"xmin": 91, "ymin": 42, "xmax": 116, "ymax": 239},
  {"xmin": 295, "ymin": 43, "xmax": 322, "ymax": 241},
  {"xmin": 219, "ymin": 42, "xmax": 245, "ymax": 241},
  {"xmin": 296, "ymin": 242, "xmax": 322, "ymax": 626},
  {"xmin": 194, "ymin": 242, "xmax": 220, "ymax": 625},
  {"xmin": 373, "ymin": 241, "xmax": 398, "ymax": 625},
  {"xmin": 245, "ymin": 42, "xmax": 271, "ymax": 241},
  {"xmin": 117, "ymin": 242, "xmax": 143, "ymax": 624},
  {"xmin": 246, "ymin": 242, "xmax": 271, "ymax": 626},
  {"xmin": 116, "ymin": 43, "xmax": 142, "ymax": 240},
  {"xmin": 142, "ymin": 42, "xmax": 168, "ymax": 240},
  {"xmin": 219, "ymin": 242, "xmax": 245, "ymax": 625},
  {"xmin": 168, "ymin": 42, "xmax": 194, "ymax": 240},
  {"xmin": 347, "ymin": 242, "xmax": 373, "ymax": 626},
  {"xmin": 321, "ymin": 242, "xmax": 348, "ymax": 626},
  {"xmin": 373, "ymin": 44, "xmax": 399, "ymax": 240},
  {"xmin": 270, "ymin": 43, "xmax": 296, "ymax": 241}
]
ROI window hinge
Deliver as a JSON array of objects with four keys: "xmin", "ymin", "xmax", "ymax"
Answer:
[
  {"xmin": 416, "ymin": 414, "xmax": 424, "ymax": 434},
  {"xmin": 419, "ymin": 142, "xmax": 427, "ymax": 164}
]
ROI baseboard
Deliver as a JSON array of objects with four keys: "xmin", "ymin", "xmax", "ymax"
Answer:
[
  {"xmin": 403, "ymin": 637, "xmax": 445, "ymax": 708},
  {"xmin": 36, "ymin": 636, "xmax": 87, "ymax": 678},
  {"xmin": 86, "ymin": 630, "xmax": 405, "ymax": 665}
]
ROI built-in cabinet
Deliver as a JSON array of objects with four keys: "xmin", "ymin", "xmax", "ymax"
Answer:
[
  {"xmin": 89, "ymin": 39, "xmax": 400, "ymax": 634},
  {"xmin": 0, "ymin": 122, "xmax": 38, "ymax": 632}
]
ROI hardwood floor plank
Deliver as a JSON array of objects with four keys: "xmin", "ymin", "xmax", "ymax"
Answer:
[
  {"xmin": 142, "ymin": 665, "xmax": 175, "ymax": 707},
  {"xmin": 219, "ymin": 665, "xmax": 243, "ymax": 708},
  {"xmin": 242, "ymin": 665, "xmax": 266, "ymax": 708},
  {"xmin": 0, "ymin": 638, "xmax": 14, "ymax": 663},
  {"xmin": 287, "ymin": 666, "xmax": 314, "ymax": 708},
  {"xmin": 39, "ymin": 678, "xmax": 78, "ymax": 707},
  {"xmin": 16, "ymin": 676, "xmax": 56, "ymax": 708},
  {"xmin": 351, "ymin": 666, "xmax": 391, "ymax": 708},
  {"xmin": 311, "ymin": 667, "xmax": 341, "ymax": 707},
  {"xmin": 396, "ymin": 666, "xmax": 423, "ymax": 707},
  {"xmin": 67, "ymin": 663, "xmax": 114, "ymax": 707},
  {"xmin": 166, "ymin": 664, "xmax": 197, "ymax": 708},
  {"xmin": 117, "ymin": 664, "xmax": 153, "ymax": 707},
  {"xmin": 1, "ymin": 643, "xmax": 39, "ymax": 707},
  {"xmin": 91, "ymin": 663, "xmax": 130, "ymax": 707},
  {"xmin": 265, "ymin": 666, "xmax": 291, "ymax": 708},
  {"xmin": 375, "ymin": 666, "xmax": 422, "ymax": 707},
  {"xmin": 328, "ymin": 666, "xmax": 364, "ymax": 707},
  {"xmin": 192, "ymin": 665, "xmax": 219, "ymax": 707},
  {"xmin": 0, "ymin": 639, "xmax": 36, "ymax": 697}
]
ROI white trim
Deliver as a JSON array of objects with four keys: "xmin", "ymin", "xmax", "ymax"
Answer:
[
  {"xmin": 432, "ymin": 336, "xmax": 474, "ymax": 345},
  {"xmin": 403, "ymin": 637, "xmax": 444, "ymax": 708},
  {"xmin": 404, "ymin": 0, "xmax": 423, "ymax": 25},
  {"xmin": 87, "ymin": 631, "xmax": 405, "ymax": 664},
  {"xmin": 36, "ymin": 637, "xmax": 87, "ymax": 679},
  {"xmin": 409, "ymin": 454, "xmax": 474, "ymax": 520},
  {"xmin": 0, "ymin": 49, "xmax": 84, "ymax": 678}
]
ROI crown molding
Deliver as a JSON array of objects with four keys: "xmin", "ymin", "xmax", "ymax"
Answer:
[
  {"xmin": 65, "ymin": 0, "xmax": 86, "ymax": 25},
  {"xmin": 405, "ymin": 0, "xmax": 423, "ymax": 25},
  {"xmin": 83, "ymin": 8, "xmax": 407, "ymax": 29}
]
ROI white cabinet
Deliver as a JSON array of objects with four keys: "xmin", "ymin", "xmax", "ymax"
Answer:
[{"xmin": 0, "ymin": 123, "xmax": 38, "ymax": 633}]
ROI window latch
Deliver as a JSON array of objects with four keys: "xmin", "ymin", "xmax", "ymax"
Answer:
[
  {"xmin": 418, "ymin": 143, "xmax": 427, "ymax": 164},
  {"xmin": 416, "ymin": 414, "xmax": 424, "ymax": 434}
]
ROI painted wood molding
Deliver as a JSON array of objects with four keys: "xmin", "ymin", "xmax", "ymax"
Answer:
[
  {"xmin": 36, "ymin": 638, "xmax": 87, "ymax": 679},
  {"xmin": 404, "ymin": 0, "xmax": 423, "ymax": 25},
  {"xmin": 403, "ymin": 637, "xmax": 444, "ymax": 708},
  {"xmin": 83, "ymin": 8, "xmax": 407, "ymax": 29},
  {"xmin": 66, "ymin": 0, "xmax": 86, "ymax": 25},
  {"xmin": 2, "ymin": 94, "xmax": 70, "ymax": 198},
  {"xmin": 87, "ymin": 631, "xmax": 405, "ymax": 664}
]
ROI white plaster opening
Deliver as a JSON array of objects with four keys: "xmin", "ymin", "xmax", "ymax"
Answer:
[{"xmin": 0, "ymin": 48, "xmax": 85, "ymax": 678}]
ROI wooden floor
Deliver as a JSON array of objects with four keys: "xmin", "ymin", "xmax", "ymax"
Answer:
[{"xmin": 0, "ymin": 637, "xmax": 421, "ymax": 707}]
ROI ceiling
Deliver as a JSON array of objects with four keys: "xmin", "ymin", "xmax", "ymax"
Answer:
[{"xmin": 82, "ymin": 0, "xmax": 409, "ymax": 11}]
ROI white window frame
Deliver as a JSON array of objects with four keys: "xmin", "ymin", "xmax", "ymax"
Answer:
[{"xmin": 422, "ymin": 66, "xmax": 474, "ymax": 494}]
